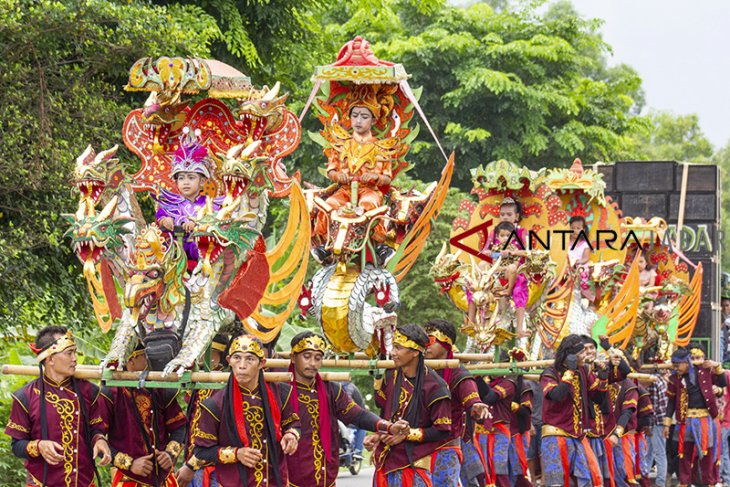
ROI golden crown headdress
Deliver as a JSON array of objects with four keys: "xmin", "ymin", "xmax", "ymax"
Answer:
[
  {"xmin": 425, "ymin": 328, "xmax": 453, "ymax": 347},
  {"xmin": 228, "ymin": 335, "xmax": 265, "ymax": 360},
  {"xmin": 393, "ymin": 330, "xmax": 425, "ymax": 353},
  {"xmin": 291, "ymin": 335, "xmax": 328, "ymax": 354},
  {"xmin": 32, "ymin": 331, "xmax": 76, "ymax": 363}
]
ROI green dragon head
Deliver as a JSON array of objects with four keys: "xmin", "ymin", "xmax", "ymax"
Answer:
[
  {"xmin": 220, "ymin": 140, "xmax": 271, "ymax": 200},
  {"xmin": 191, "ymin": 198, "xmax": 262, "ymax": 277},
  {"xmin": 73, "ymin": 145, "xmax": 126, "ymax": 215},
  {"xmin": 64, "ymin": 195, "xmax": 133, "ymax": 266},
  {"xmin": 236, "ymin": 81, "xmax": 288, "ymax": 139}
]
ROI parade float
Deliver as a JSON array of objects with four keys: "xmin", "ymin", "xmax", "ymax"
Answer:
[
  {"xmin": 297, "ymin": 36, "xmax": 454, "ymax": 356},
  {"xmin": 432, "ymin": 157, "xmax": 704, "ymax": 364},
  {"xmin": 2, "ymin": 40, "xmax": 707, "ymax": 389},
  {"xmin": 63, "ymin": 56, "xmax": 310, "ymax": 383}
]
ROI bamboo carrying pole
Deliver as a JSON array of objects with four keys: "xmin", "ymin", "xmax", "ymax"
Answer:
[
  {"xmin": 1, "ymin": 365, "xmax": 351, "ymax": 383},
  {"xmin": 522, "ymin": 372, "xmax": 657, "ymax": 383},
  {"xmin": 463, "ymin": 360, "xmax": 553, "ymax": 371},
  {"xmin": 269, "ymin": 357, "xmax": 460, "ymax": 370},
  {"xmin": 277, "ymin": 351, "xmax": 550, "ymax": 365},
  {"xmin": 641, "ymin": 360, "xmax": 709, "ymax": 371},
  {"xmin": 640, "ymin": 363, "xmax": 674, "ymax": 370}
]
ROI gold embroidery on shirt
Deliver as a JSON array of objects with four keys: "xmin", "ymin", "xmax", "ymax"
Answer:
[
  {"xmin": 570, "ymin": 375, "xmax": 582, "ymax": 433},
  {"xmin": 188, "ymin": 389, "xmax": 214, "ymax": 458},
  {"xmin": 132, "ymin": 391, "xmax": 154, "ymax": 441},
  {"xmin": 680, "ymin": 387, "xmax": 688, "ymax": 420},
  {"xmin": 6, "ymin": 420, "xmax": 29, "ymax": 433},
  {"xmin": 243, "ymin": 404, "xmax": 266, "ymax": 486},
  {"xmin": 45, "ymin": 391, "xmax": 77, "ymax": 487},
  {"xmin": 462, "ymin": 391, "xmax": 479, "ymax": 405},
  {"xmin": 299, "ymin": 392, "xmax": 325, "ymax": 486},
  {"xmin": 341, "ymin": 399, "xmax": 357, "ymax": 416}
]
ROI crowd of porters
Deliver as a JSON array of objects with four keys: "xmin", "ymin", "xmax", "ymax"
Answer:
[{"xmin": 6, "ymin": 321, "xmax": 730, "ymax": 487}]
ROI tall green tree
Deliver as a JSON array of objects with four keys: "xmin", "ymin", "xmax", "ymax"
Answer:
[
  {"xmin": 0, "ymin": 0, "xmax": 219, "ymax": 329},
  {"xmin": 631, "ymin": 110, "xmax": 714, "ymax": 162},
  {"xmin": 317, "ymin": 0, "xmax": 650, "ymax": 188},
  {"xmin": 712, "ymin": 141, "xmax": 730, "ymax": 268},
  {"xmin": 0, "ymin": 0, "xmax": 222, "ymax": 480}
]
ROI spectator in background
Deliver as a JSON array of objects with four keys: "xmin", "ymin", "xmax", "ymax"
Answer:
[
  {"xmin": 645, "ymin": 368, "xmax": 669, "ymax": 487},
  {"xmin": 341, "ymin": 381, "xmax": 367, "ymax": 456},
  {"xmin": 525, "ymin": 379, "xmax": 543, "ymax": 486},
  {"xmin": 722, "ymin": 297, "xmax": 730, "ymax": 363},
  {"xmin": 718, "ymin": 369, "xmax": 730, "ymax": 485}
]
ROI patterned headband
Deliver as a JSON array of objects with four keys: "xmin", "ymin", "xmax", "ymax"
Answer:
[
  {"xmin": 425, "ymin": 328, "xmax": 453, "ymax": 347},
  {"xmin": 393, "ymin": 330, "xmax": 425, "ymax": 353},
  {"xmin": 228, "ymin": 335, "xmax": 265, "ymax": 360},
  {"xmin": 291, "ymin": 335, "xmax": 328, "ymax": 354},
  {"xmin": 31, "ymin": 331, "xmax": 76, "ymax": 363}
]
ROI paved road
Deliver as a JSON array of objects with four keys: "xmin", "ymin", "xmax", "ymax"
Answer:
[{"xmin": 337, "ymin": 467, "xmax": 374, "ymax": 487}]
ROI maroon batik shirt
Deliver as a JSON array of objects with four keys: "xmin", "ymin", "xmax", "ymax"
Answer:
[
  {"xmin": 193, "ymin": 382, "xmax": 300, "ymax": 487},
  {"xmin": 439, "ymin": 367, "xmax": 482, "ymax": 442},
  {"xmin": 541, "ymin": 366, "xmax": 607, "ymax": 438},
  {"xmin": 373, "ymin": 366, "xmax": 452, "ymax": 475},
  {"xmin": 288, "ymin": 380, "xmax": 383, "ymax": 487},
  {"xmin": 5, "ymin": 376, "xmax": 105, "ymax": 487},
  {"xmin": 98, "ymin": 387, "xmax": 187, "ymax": 485}
]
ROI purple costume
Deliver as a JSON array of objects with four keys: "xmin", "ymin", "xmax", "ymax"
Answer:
[
  {"xmin": 155, "ymin": 189, "xmax": 221, "ymax": 263},
  {"xmin": 155, "ymin": 127, "xmax": 222, "ymax": 267}
]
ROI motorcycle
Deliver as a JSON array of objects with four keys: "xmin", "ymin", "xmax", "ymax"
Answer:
[{"xmin": 338, "ymin": 420, "xmax": 363, "ymax": 476}]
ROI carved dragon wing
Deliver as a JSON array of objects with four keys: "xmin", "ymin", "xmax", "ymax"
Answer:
[
  {"xmin": 535, "ymin": 265, "xmax": 574, "ymax": 350},
  {"xmin": 673, "ymin": 262, "xmax": 703, "ymax": 347},
  {"xmin": 243, "ymin": 182, "xmax": 310, "ymax": 342},
  {"xmin": 387, "ymin": 152, "xmax": 454, "ymax": 282},
  {"xmin": 591, "ymin": 256, "xmax": 641, "ymax": 349}
]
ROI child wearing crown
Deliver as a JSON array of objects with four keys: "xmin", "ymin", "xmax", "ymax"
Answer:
[{"xmin": 155, "ymin": 127, "xmax": 220, "ymax": 271}]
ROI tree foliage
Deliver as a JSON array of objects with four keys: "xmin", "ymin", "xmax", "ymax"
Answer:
[
  {"xmin": 0, "ymin": 0, "xmax": 220, "ymax": 330},
  {"xmin": 348, "ymin": 0, "xmax": 650, "ymax": 187},
  {"xmin": 631, "ymin": 111, "xmax": 714, "ymax": 162},
  {"xmin": 1, "ymin": 0, "xmax": 727, "ymax": 477}
]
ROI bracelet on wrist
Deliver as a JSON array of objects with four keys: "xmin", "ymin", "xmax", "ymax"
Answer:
[
  {"xmin": 285, "ymin": 429, "xmax": 301, "ymax": 441},
  {"xmin": 406, "ymin": 428, "xmax": 424, "ymax": 442},
  {"xmin": 113, "ymin": 452, "xmax": 134, "ymax": 470},
  {"xmin": 26, "ymin": 440, "xmax": 40, "ymax": 458}
]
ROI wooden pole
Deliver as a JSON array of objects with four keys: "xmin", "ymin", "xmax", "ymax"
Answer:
[
  {"xmin": 271, "ymin": 357, "xmax": 460, "ymax": 370},
  {"xmin": 278, "ymin": 351, "xmax": 549, "ymax": 364},
  {"xmin": 1, "ymin": 365, "xmax": 351, "ymax": 383},
  {"xmin": 522, "ymin": 372, "xmax": 656, "ymax": 383},
  {"xmin": 640, "ymin": 363, "xmax": 674, "ymax": 370},
  {"xmin": 464, "ymin": 360, "xmax": 553, "ymax": 370},
  {"xmin": 641, "ymin": 360, "xmax": 705, "ymax": 371}
]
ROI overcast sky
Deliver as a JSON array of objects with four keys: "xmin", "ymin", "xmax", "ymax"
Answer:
[
  {"xmin": 451, "ymin": 1, "xmax": 730, "ymax": 148},
  {"xmin": 554, "ymin": 0, "xmax": 730, "ymax": 149}
]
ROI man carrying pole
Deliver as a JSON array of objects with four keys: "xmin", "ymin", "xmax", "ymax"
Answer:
[
  {"xmin": 5, "ymin": 325, "xmax": 111, "ymax": 487},
  {"xmin": 540, "ymin": 334, "xmax": 605, "ymax": 487},
  {"xmin": 475, "ymin": 351, "xmax": 532, "ymax": 487},
  {"xmin": 99, "ymin": 342, "xmax": 187, "ymax": 486},
  {"xmin": 580, "ymin": 335, "xmax": 614, "ymax": 487},
  {"xmin": 286, "ymin": 331, "xmax": 409, "ymax": 487},
  {"xmin": 423, "ymin": 319, "xmax": 488, "ymax": 487},
  {"xmin": 192, "ymin": 334, "xmax": 301, "ymax": 487},
  {"xmin": 368, "ymin": 323, "xmax": 452, "ymax": 486},
  {"xmin": 665, "ymin": 346, "xmax": 726, "ymax": 487},
  {"xmin": 177, "ymin": 333, "xmax": 230, "ymax": 487}
]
